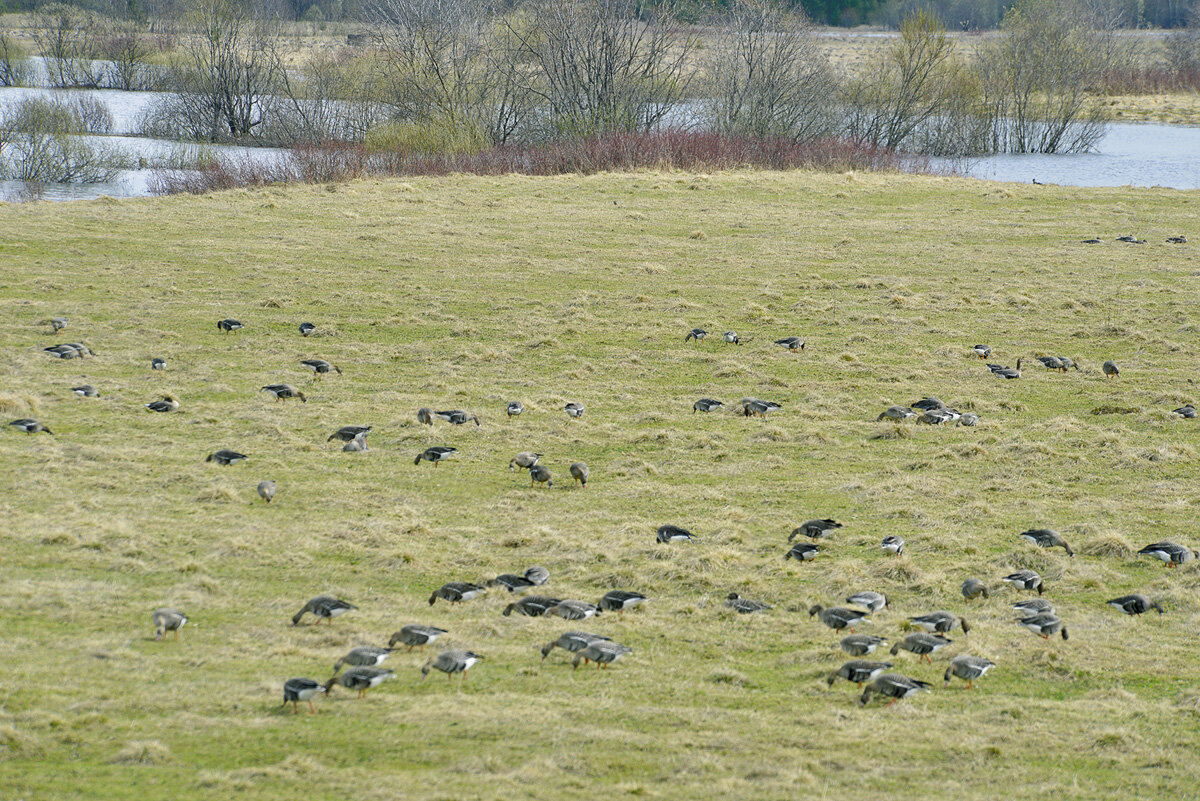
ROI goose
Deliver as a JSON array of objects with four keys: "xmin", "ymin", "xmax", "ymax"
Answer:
[
  {"xmin": 1002, "ymin": 570, "xmax": 1044, "ymax": 595},
  {"xmin": 565, "ymin": 402, "xmax": 585, "ymax": 418},
  {"xmin": 328, "ymin": 425, "xmax": 370, "ymax": 443},
  {"xmin": 343, "ymin": 433, "xmax": 368, "ymax": 452},
  {"xmin": 1018, "ymin": 613, "xmax": 1068, "ymax": 640},
  {"xmin": 908, "ymin": 611, "xmax": 969, "ymax": 636},
  {"xmin": 205, "ymin": 449, "xmax": 247, "ymax": 465},
  {"xmin": 1019, "ymin": 528, "xmax": 1074, "ymax": 557},
  {"xmin": 881, "ymin": 536, "xmax": 905, "ymax": 556},
  {"xmin": 656, "ymin": 524, "xmax": 695, "ymax": 544},
  {"xmin": 572, "ymin": 641, "xmax": 631, "ymax": 670},
  {"xmin": 1012, "ymin": 598, "xmax": 1055, "ymax": 616},
  {"xmin": 1081, "ymin": 237, "xmax": 1102, "ymax": 243},
  {"xmin": 503, "ymin": 595, "xmax": 562, "ymax": 617},
  {"xmin": 1057, "ymin": 357, "xmax": 1080, "ymax": 371},
  {"xmin": 428, "ymin": 582, "xmax": 486, "ymax": 606},
  {"xmin": 957, "ymin": 412, "xmax": 980, "ymax": 427},
  {"xmin": 685, "ymin": 328, "xmax": 708, "ymax": 342},
  {"xmin": 152, "ymin": 609, "xmax": 187, "ymax": 641},
  {"xmin": 1174, "ymin": 404, "xmax": 1196, "ymax": 418},
  {"xmin": 1106, "ymin": 594, "xmax": 1164, "ymax": 616},
  {"xmin": 217, "ymin": 318, "xmax": 243, "ymax": 332},
  {"xmin": 71, "ymin": 385, "xmax": 99, "ymax": 398},
  {"xmin": 989, "ymin": 359, "xmax": 1022, "ymax": 379},
  {"xmin": 541, "ymin": 631, "xmax": 611, "ymax": 661},
  {"xmin": 598, "ymin": 590, "xmax": 647, "ymax": 614},
  {"xmin": 1117, "ymin": 235, "xmax": 1145, "ymax": 244},
  {"xmin": 488, "ymin": 573, "xmax": 535, "ymax": 593},
  {"xmin": 145, "ymin": 394, "xmax": 180, "ymax": 413},
  {"xmin": 8, "ymin": 418, "xmax": 53, "ymax": 434},
  {"xmin": 912, "ymin": 397, "xmax": 946, "ymax": 411},
  {"xmin": 529, "ymin": 464, "xmax": 552, "ymax": 488},
  {"xmin": 414, "ymin": 446, "xmax": 456, "ymax": 466},
  {"xmin": 789, "ymin": 519, "xmax": 842, "ymax": 542},
  {"xmin": 693, "ymin": 398, "xmax": 724, "ymax": 413},
  {"xmin": 1167, "ymin": 235, "xmax": 1188, "ymax": 244},
  {"xmin": 917, "ymin": 409, "xmax": 955, "ymax": 425},
  {"xmin": 1102, "ymin": 360, "xmax": 1119, "ymax": 378},
  {"xmin": 889, "ymin": 632, "xmax": 952, "ymax": 663},
  {"xmin": 827, "ymin": 660, "xmax": 893, "ymax": 689},
  {"xmin": 774, "ymin": 336, "xmax": 804, "ymax": 352},
  {"xmin": 840, "ymin": 634, "xmax": 887, "ymax": 656},
  {"xmin": 509, "ymin": 452, "xmax": 541, "ymax": 471},
  {"xmin": 724, "ymin": 593, "xmax": 771, "ymax": 614},
  {"xmin": 846, "ymin": 591, "xmax": 889, "ymax": 613},
  {"xmin": 506, "ymin": 401, "xmax": 524, "ymax": 418},
  {"xmin": 1035, "ymin": 356, "xmax": 1067, "ymax": 372},
  {"xmin": 49, "ymin": 317, "xmax": 68, "ymax": 332},
  {"xmin": 333, "ymin": 646, "xmax": 392, "ymax": 672},
  {"xmin": 809, "ymin": 605, "xmax": 869, "ymax": 633},
  {"xmin": 257, "ymin": 480, "xmax": 275, "ymax": 503},
  {"xmin": 421, "ymin": 650, "xmax": 481, "ymax": 681},
  {"xmin": 292, "ymin": 596, "xmax": 357, "ymax": 625},
  {"xmin": 547, "ymin": 600, "xmax": 601, "ymax": 620},
  {"xmin": 388, "ymin": 625, "xmax": 448, "ymax": 652},
  {"xmin": 972, "ymin": 345, "xmax": 991, "ymax": 359},
  {"xmin": 260, "ymin": 384, "xmax": 306, "ymax": 402},
  {"xmin": 569, "ymin": 462, "xmax": 589, "ymax": 488},
  {"xmin": 325, "ymin": 666, "xmax": 394, "ymax": 698},
  {"xmin": 785, "ymin": 542, "xmax": 819, "ymax": 562},
  {"xmin": 877, "ymin": 405, "xmax": 916, "ymax": 422},
  {"xmin": 301, "ymin": 359, "xmax": 341, "ymax": 377},
  {"xmin": 961, "ymin": 578, "xmax": 989, "ymax": 600},
  {"xmin": 723, "ymin": 331, "xmax": 740, "ymax": 345},
  {"xmin": 44, "ymin": 344, "xmax": 82, "ymax": 359},
  {"xmin": 150, "ymin": 358, "xmax": 166, "ymax": 370},
  {"xmin": 1137, "ymin": 541, "xmax": 1196, "ymax": 568},
  {"xmin": 944, "ymin": 655, "xmax": 995, "ymax": 689},
  {"xmin": 282, "ymin": 678, "xmax": 325, "ymax": 714},
  {"xmin": 859, "ymin": 674, "xmax": 932, "ymax": 707},
  {"xmin": 298, "ymin": 322, "xmax": 315, "ymax": 336},
  {"xmin": 524, "ymin": 566, "xmax": 550, "ymax": 586},
  {"xmin": 437, "ymin": 410, "xmax": 479, "ymax": 426},
  {"xmin": 742, "ymin": 398, "xmax": 781, "ymax": 417}
]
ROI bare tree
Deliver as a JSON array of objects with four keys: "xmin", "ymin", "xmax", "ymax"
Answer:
[
  {"xmin": 0, "ymin": 32, "xmax": 30, "ymax": 88},
  {"xmin": 31, "ymin": 3, "xmax": 106, "ymax": 88},
  {"xmin": 99, "ymin": 19, "xmax": 156, "ymax": 90}
]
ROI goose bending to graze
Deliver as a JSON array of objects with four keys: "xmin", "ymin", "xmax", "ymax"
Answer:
[
  {"xmin": 153, "ymin": 609, "xmax": 187, "ymax": 641},
  {"xmin": 436, "ymin": 410, "xmax": 479, "ymax": 426},
  {"xmin": 694, "ymin": 398, "xmax": 724, "ymax": 413},
  {"xmin": 877, "ymin": 405, "xmax": 916, "ymax": 422},
  {"xmin": 415, "ymin": 446, "xmax": 456, "ymax": 466},
  {"xmin": 503, "ymin": 595, "xmax": 562, "ymax": 617},
  {"xmin": 489, "ymin": 573, "xmax": 535, "ymax": 593},
  {"xmin": 71, "ymin": 385, "xmax": 99, "ymax": 398},
  {"xmin": 44, "ymin": 344, "xmax": 85, "ymax": 359},
  {"xmin": 326, "ymin": 666, "xmax": 394, "ymax": 698},
  {"xmin": 1138, "ymin": 541, "xmax": 1196, "ymax": 568},
  {"xmin": 429, "ymin": 582, "xmax": 486, "ymax": 606},
  {"xmin": 541, "ymin": 631, "xmax": 611, "ymax": 661},
  {"xmin": 422, "ymin": 650, "xmax": 481, "ymax": 681},
  {"xmin": 890, "ymin": 633, "xmax": 952, "ymax": 663},
  {"xmin": 961, "ymin": 578, "xmax": 989, "ymax": 600},
  {"xmin": 598, "ymin": 590, "xmax": 647, "ymax": 614},
  {"xmin": 909, "ymin": 611, "xmax": 969, "ymax": 636},
  {"xmin": 846, "ymin": 591, "xmax": 889, "ymax": 613},
  {"xmin": 785, "ymin": 542, "xmax": 820, "ymax": 562},
  {"xmin": 988, "ymin": 359, "xmax": 1022, "ymax": 379},
  {"xmin": 657, "ymin": 524, "xmax": 695, "ymax": 544},
  {"xmin": 298, "ymin": 322, "xmax": 315, "ymax": 336},
  {"xmin": 1174, "ymin": 404, "xmax": 1196, "ymax": 418},
  {"xmin": 217, "ymin": 318, "xmax": 243, "ymax": 332},
  {"xmin": 944, "ymin": 655, "xmax": 995, "ymax": 689},
  {"xmin": 292, "ymin": 596, "xmax": 357, "ymax": 625},
  {"xmin": 565, "ymin": 402, "xmax": 585, "ymax": 418},
  {"xmin": 150, "ymin": 358, "xmax": 165, "ymax": 370},
  {"xmin": 1002, "ymin": 570, "xmax": 1044, "ymax": 595},
  {"xmin": 917, "ymin": 409, "xmax": 955, "ymax": 425},
  {"xmin": 506, "ymin": 401, "xmax": 524, "ymax": 418},
  {"xmin": 9, "ymin": 418, "xmax": 53, "ymax": 434},
  {"xmin": 257, "ymin": 480, "xmax": 275, "ymax": 503},
  {"xmin": 389, "ymin": 625, "xmax": 447, "ymax": 652},
  {"xmin": 827, "ymin": 660, "xmax": 893, "ymax": 689},
  {"xmin": 416, "ymin": 407, "xmax": 434, "ymax": 425},
  {"xmin": 1018, "ymin": 613, "xmax": 1068, "ymax": 640},
  {"xmin": 1102, "ymin": 360, "xmax": 1119, "ymax": 378},
  {"xmin": 1020, "ymin": 528, "xmax": 1074, "ymax": 557},
  {"xmin": 1167, "ymin": 235, "xmax": 1188, "ymax": 244},
  {"xmin": 343, "ymin": 433, "xmax": 368, "ymax": 452},
  {"xmin": 809, "ymin": 605, "xmax": 869, "ymax": 633},
  {"xmin": 685, "ymin": 328, "xmax": 708, "ymax": 342},
  {"xmin": 548, "ymin": 600, "xmax": 601, "ymax": 620},
  {"xmin": 859, "ymin": 674, "xmax": 931, "ymax": 707},
  {"xmin": 509, "ymin": 452, "xmax": 541, "ymax": 471},
  {"xmin": 49, "ymin": 317, "xmax": 68, "ymax": 332},
  {"xmin": 741, "ymin": 398, "xmax": 781, "ymax": 417},
  {"xmin": 723, "ymin": 331, "xmax": 740, "ymax": 345},
  {"xmin": 841, "ymin": 635, "xmax": 887, "ymax": 656},
  {"xmin": 973, "ymin": 345, "xmax": 991, "ymax": 359},
  {"xmin": 570, "ymin": 462, "xmax": 589, "ymax": 488},
  {"xmin": 790, "ymin": 519, "xmax": 842, "ymax": 542},
  {"xmin": 774, "ymin": 336, "xmax": 804, "ymax": 352},
  {"xmin": 881, "ymin": 536, "xmax": 904, "ymax": 556},
  {"xmin": 1012, "ymin": 598, "xmax": 1055, "ymax": 616},
  {"xmin": 1107, "ymin": 594, "xmax": 1164, "ymax": 616},
  {"xmin": 1036, "ymin": 356, "xmax": 1067, "ymax": 372},
  {"xmin": 206, "ymin": 449, "xmax": 247, "ymax": 465},
  {"xmin": 328, "ymin": 425, "xmax": 370, "ymax": 443},
  {"xmin": 912, "ymin": 397, "xmax": 945, "ymax": 411},
  {"xmin": 573, "ymin": 641, "xmax": 631, "ymax": 670},
  {"xmin": 957, "ymin": 412, "xmax": 980, "ymax": 427},
  {"xmin": 529, "ymin": 464, "xmax": 552, "ymax": 488},
  {"xmin": 301, "ymin": 359, "xmax": 340, "ymax": 377},
  {"xmin": 524, "ymin": 566, "xmax": 550, "ymax": 586},
  {"xmin": 725, "ymin": 593, "xmax": 772, "ymax": 614},
  {"xmin": 282, "ymin": 678, "xmax": 325, "ymax": 714},
  {"xmin": 261, "ymin": 384, "xmax": 306, "ymax": 402},
  {"xmin": 145, "ymin": 394, "xmax": 180, "ymax": 413},
  {"xmin": 333, "ymin": 646, "xmax": 392, "ymax": 672}
]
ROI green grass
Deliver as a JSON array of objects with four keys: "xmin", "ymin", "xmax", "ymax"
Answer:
[{"xmin": 2, "ymin": 171, "xmax": 1200, "ymax": 800}]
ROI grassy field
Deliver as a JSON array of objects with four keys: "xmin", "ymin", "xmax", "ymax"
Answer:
[{"xmin": 2, "ymin": 171, "xmax": 1199, "ymax": 800}]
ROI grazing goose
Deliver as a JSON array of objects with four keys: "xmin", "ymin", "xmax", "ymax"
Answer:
[
  {"xmin": 548, "ymin": 600, "xmax": 601, "ymax": 620},
  {"xmin": 205, "ymin": 449, "xmax": 247, "ymax": 465},
  {"xmin": 840, "ymin": 634, "xmax": 887, "ymax": 656},
  {"xmin": 1002, "ymin": 570, "xmax": 1044, "ymax": 595},
  {"xmin": 789, "ymin": 519, "xmax": 842, "ymax": 542},
  {"xmin": 414, "ymin": 446, "xmax": 457, "ymax": 467},
  {"xmin": 1174, "ymin": 404, "xmax": 1196, "ymax": 418},
  {"xmin": 298, "ymin": 322, "xmax": 315, "ymax": 336},
  {"xmin": 909, "ymin": 611, "xmax": 969, "ymax": 636},
  {"xmin": 152, "ymin": 609, "xmax": 187, "ymax": 641},
  {"xmin": 742, "ymin": 398, "xmax": 781, "ymax": 417},
  {"xmin": 529, "ymin": 464, "xmax": 553, "ymax": 488},
  {"xmin": 656, "ymin": 524, "xmax": 695, "ymax": 544},
  {"xmin": 961, "ymin": 578, "xmax": 989, "ymax": 600},
  {"xmin": 1102, "ymin": 360, "xmax": 1119, "ymax": 378},
  {"xmin": 988, "ymin": 359, "xmax": 1022, "ymax": 379},
  {"xmin": 1012, "ymin": 598, "xmax": 1055, "ymax": 616},
  {"xmin": 693, "ymin": 398, "xmax": 724, "ymax": 413},
  {"xmin": 328, "ymin": 425, "xmax": 370, "ymax": 443},
  {"xmin": 1138, "ymin": 541, "xmax": 1196, "ymax": 568},
  {"xmin": 725, "ymin": 593, "xmax": 772, "ymax": 614},
  {"xmin": 71, "ymin": 385, "xmax": 99, "ymax": 398},
  {"xmin": 785, "ymin": 542, "xmax": 820, "ymax": 562},
  {"xmin": 846, "ymin": 591, "xmax": 889, "ymax": 613},
  {"xmin": 541, "ymin": 631, "xmax": 611, "ymax": 660},
  {"xmin": 944, "ymin": 655, "xmax": 995, "ymax": 689},
  {"xmin": 809, "ymin": 605, "xmax": 870, "ymax": 633},
  {"xmin": 774, "ymin": 336, "xmax": 804, "ymax": 352},
  {"xmin": 326, "ymin": 666, "xmax": 395, "ymax": 698},
  {"xmin": 569, "ymin": 462, "xmax": 589, "ymax": 488},
  {"xmin": 261, "ymin": 384, "xmax": 306, "ymax": 402},
  {"xmin": 343, "ymin": 433, "xmax": 368, "ymax": 452},
  {"xmin": 827, "ymin": 660, "xmax": 893, "ymax": 689},
  {"xmin": 421, "ymin": 650, "xmax": 481, "ymax": 681},
  {"xmin": 429, "ymin": 582, "xmax": 487, "ymax": 606},
  {"xmin": 859, "ymin": 674, "xmax": 932, "ymax": 707},
  {"xmin": 301, "ymin": 359, "xmax": 340, "ymax": 377},
  {"xmin": 49, "ymin": 317, "xmax": 68, "ymax": 332},
  {"xmin": 509, "ymin": 452, "xmax": 542, "ymax": 471},
  {"xmin": 150, "ymin": 358, "xmax": 166, "ymax": 370},
  {"xmin": 8, "ymin": 418, "xmax": 52, "ymax": 434},
  {"xmin": 488, "ymin": 573, "xmax": 535, "ymax": 593},
  {"xmin": 1020, "ymin": 528, "xmax": 1074, "ymax": 557},
  {"xmin": 388, "ymin": 625, "xmax": 448, "ymax": 652},
  {"xmin": 877, "ymin": 405, "xmax": 916, "ymax": 422},
  {"xmin": 1057, "ymin": 356, "xmax": 1080, "ymax": 371},
  {"xmin": 1018, "ymin": 613, "xmax": 1068, "ymax": 640},
  {"xmin": 1167, "ymin": 235, "xmax": 1188, "ymax": 244},
  {"xmin": 503, "ymin": 595, "xmax": 562, "ymax": 617},
  {"xmin": 917, "ymin": 409, "xmax": 955, "ymax": 425},
  {"xmin": 257, "ymin": 480, "xmax": 275, "ymax": 503},
  {"xmin": 598, "ymin": 590, "xmax": 647, "ymax": 614},
  {"xmin": 292, "ymin": 596, "xmax": 357, "ymax": 625},
  {"xmin": 890, "ymin": 632, "xmax": 952, "ymax": 663},
  {"xmin": 145, "ymin": 394, "xmax": 180, "ymax": 412},
  {"xmin": 333, "ymin": 646, "xmax": 392, "ymax": 672},
  {"xmin": 564, "ymin": 402, "xmax": 585, "ymax": 418},
  {"xmin": 282, "ymin": 678, "xmax": 325, "ymax": 714},
  {"xmin": 524, "ymin": 566, "xmax": 550, "ymax": 586},
  {"xmin": 685, "ymin": 328, "xmax": 708, "ymax": 342},
  {"xmin": 957, "ymin": 412, "xmax": 980, "ymax": 427},
  {"xmin": 217, "ymin": 318, "xmax": 243, "ymax": 332},
  {"xmin": 881, "ymin": 536, "xmax": 905, "ymax": 556},
  {"xmin": 437, "ymin": 410, "xmax": 479, "ymax": 426},
  {"xmin": 573, "ymin": 641, "xmax": 631, "ymax": 670},
  {"xmin": 506, "ymin": 401, "xmax": 524, "ymax": 418},
  {"xmin": 1036, "ymin": 356, "xmax": 1067, "ymax": 372},
  {"xmin": 723, "ymin": 331, "xmax": 741, "ymax": 345},
  {"xmin": 911, "ymin": 397, "xmax": 946, "ymax": 411},
  {"xmin": 972, "ymin": 345, "xmax": 991, "ymax": 359},
  {"xmin": 1107, "ymin": 594, "xmax": 1164, "ymax": 616},
  {"xmin": 44, "ymin": 344, "xmax": 84, "ymax": 359}
]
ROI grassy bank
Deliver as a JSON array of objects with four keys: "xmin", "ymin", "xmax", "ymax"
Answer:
[{"xmin": 2, "ymin": 171, "xmax": 1199, "ymax": 800}]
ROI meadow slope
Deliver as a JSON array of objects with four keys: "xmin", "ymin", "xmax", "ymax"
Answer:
[{"xmin": 1, "ymin": 171, "xmax": 1199, "ymax": 800}]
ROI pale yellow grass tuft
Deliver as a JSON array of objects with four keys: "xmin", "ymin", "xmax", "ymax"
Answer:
[
  {"xmin": 689, "ymin": 230, "xmax": 707, "ymax": 240},
  {"xmin": 109, "ymin": 740, "xmax": 170, "ymax": 764},
  {"xmin": 0, "ymin": 392, "xmax": 38, "ymax": 415}
]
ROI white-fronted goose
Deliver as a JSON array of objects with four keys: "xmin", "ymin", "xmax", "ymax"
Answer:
[
  {"xmin": 972, "ymin": 345, "xmax": 991, "ymax": 359},
  {"xmin": 261, "ymin": 384, "xmax": 306, "ymax": 402},
  {"xmin": 944, "ymin": 655, "xmax": 995, "ymax": 689},
  {"xmin": 961, "ymin": 578, "xmax": 989, "ymax": 600},
  {"xmin": 1107, "ymin": 594, "xmax": 1164, "ymax": 616},
  {"xmin": 389, "ymin": 625, "xmax": 448, "ymax": 652},
  {"xmin": 774, "ymin": 336, "xmax": 804, "ymax": 352},
  {"xmin": 509, "ymin": 452, "xmax": 541, "ymax": 471},
  {"xmin": 1174, "ymin": 404, "xmax": 1196, "ymax": 418},
  {"xmin": 785, "ymin": 542, "xmax": 819, "ymax": 562},
  {"xmin": 282, "ymin": 678, "xmax": 325, "ymax": 714},
  {"xmin": 877, "ymin": 405, "xmax": 916, "ymax": 422},
  {"xmin": 1058, "ymin": 357, "xmax": 1080, "ymax": 371},
  {"xmin": 573, "ymin": 641, "xmax": 631, "ymax": 670},
  {"xmin": 723, "ymin": 331, "xmax": 740, "ymax": 345},
  {"xmin": 827, "ymin": 660, "xmax": 893, "ymax": 689},
  {"xmin": 333, "ymin": 646, "xmax": 392, "ymax": 672},
  {"xmin": 1018, "ymin": 613, "xmax": 1068, "ymax": 640},
  {"xmin": 565, "ymin": 402, "xmax": 585, "ymax": 418},
  {"xmin": 1002, "ymin": 570, "xmax": 1044, "ymax": 595},
  {"xmin": 415, "ymin": 446, "xmax": 456, "ymax": 466},
  {"xmin": 145, "ymin": 395, "xmax": 180, "ymax": 413},
  {"xmin": 881, "ymin": 536, "xmax": 904, "ymax": 556},
  {"xmin": 524, "ymin": 566, "xmax": 550, "ymax": 586},
  {"xmin": 503, "ymin": 595, "xmax": 562, "ymax": 617},
  {"xmin": 292, "ymin": 596, "xmax": 357, "ymax": 625},
  {"xmin": 328, "ymin": 425, "xmax": 370, "ymax": 443},
  {"xmin": 205, "ymin": 449, "xmax": 247, "ymax": 465},
  {"xmin": 1036, "ymin": 356, "xmax": 1067, "ymax": 372},
  {"xmin": 49, "ymin": 317, "xmax": 68, "ymax": 332},
  {"xmin": 8, "ymin": 418, "xmax": 52, "ymax": 434},
  {"xmin": 343, "ymin": 433, "xmax": 368, "ymax": 452},
  {"xmin": 301, "ymin": 359, "xmax": 340, "ymax": 377},
  {"xmin": 71, "ymin": 385, "xmax": 99, "ymax": 397},
  {"xmin": 548, "ymin": 600, "xmax": 601, "ymax": 620},
  {"xmin": 217, "ymin": 318, "xmax": 243, "ymax": 332},
  {"xmin": 685, "ymin": 328, "xmax": 708, "ymax": 342},
  {"xmin": 809, "ymin": 605, "xmax": 869, "ymax": 633},
  {"xmin": 326, "ymin": 666, "xmax": 394, "ymax": 697},
  {"xmin": 1102, "ymin": 360, "xmax": 1119, "ymax": 378},
  {"xmin": 859, "ymin": 674, "xmax": 931, "ymax": 706},
  {"xmin": 529, "ymin": 464, "xmax": 552, "ymax": 487},
  {"xmin": 570, "ymin": 462, "xmax": 589, "ymax": 488},
  {"xmin": 840, "ymin": 634, "xmax": 887, "ymax": 656},
  {"xmin": 541, "ymin": 631, "xmax": 611, "ymax": 660},
  {"xmin": 1137, "ymin": 541, "xmax": 1196, "ymax": 568},
  {"xmin": 912, "ymin": 397, "xmax": 946, "ymax": 411},
  {"xmin": 298, "ymin": 322, "xmax": 315, "ymax": 336},
  {"xmin": 598, "ymin": 590, "xmax": 647, "ymax": 614},
  {"xmin": 429, "ymin": 582, "xmax": 486, "ymax": 606},
  {"xmin": 488, "ymin": 573, "xmax": 535, "ymax": 593},
  {"xmin": 257, "ymin": 480, "xmax": 275, "ymax": 503},
  {"xmin": 657, "ymin": 524, "xmax": 695, "ymax": 544},
  {"xmin": 790, "ymin": 519, "xmax": 842, "ymax": 542},
  {"xmin": 725, "ymin": 593, "xmax": 771, "ymax": 614},
  {"xmin": 506, "ymin": 401, "xmax": 524, "ymax": 418},
  {"xmin": 957, "ymin": 412, "xmax": 980, "ymax": 427},
  {"xmin": 421, "ymin": 650, "xmax": 481, "ymax": 681},
  {"xmin": 889, "ymin": 632, "xmax": 952, "ymax": 663},
  {"xmin": 1012, "ymin": 598, "xmax": 1055, "ymax": 616},
  {"xmin": 741, "ymin": 398, "xmax": 781, "ymax": 417},
  {"xmin": 153, "ymin": 608, "xmax": 187, "ymax": 641},
  {"xmin": 909, "ymin": 611, "xmax": 969, "ymax": 636},
  {"xmin": 44, "ymin": 344, "xmax": 86, "ymax": 359},
  {"xmin": 846, "ymin": 591, "xmax": 889, "ymax": 613},
  {"xmin": 693, "ymin": 398, "xmax": 724, "ymax": 413},
  {"xmin": 1020, "ymin": 528, "xmax": 1074, "ymax": 557},
  {"xmin": 150, "ymin": 358, "xmax": 166, "ymax": 370},
  {"xmin": 436, "ymin": 410, "xmax": 479, "ymax": 426},
  {"xmin": 988, "ymin": 359, "xmax": 1022, "ymax": 379}
]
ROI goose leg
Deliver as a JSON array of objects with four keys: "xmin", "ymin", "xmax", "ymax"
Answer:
[{"xmin": 308, "ymin": 700, "xmax": 316, "ymax": 714}]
